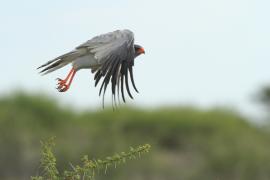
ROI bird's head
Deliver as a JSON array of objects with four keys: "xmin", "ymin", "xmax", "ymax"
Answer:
[{"xmin": 134, "ymin": 44, "xmax": 145, "ymax": 58}]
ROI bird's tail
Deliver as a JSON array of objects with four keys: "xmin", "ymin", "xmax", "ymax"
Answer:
[{"xmin": 37, "ymin": 50, "xmax": 80, "ymax": 75}]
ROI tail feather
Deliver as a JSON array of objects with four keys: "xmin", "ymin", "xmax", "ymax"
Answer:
[
  {"xmin": 38, "ymin": 50, "xmax": 79, "ymax": 75},
  {"xmin": 39, "ymin": 60, "xmax": 69, "ymax": 75}
]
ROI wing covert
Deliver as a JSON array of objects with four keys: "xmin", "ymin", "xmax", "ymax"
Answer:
[{"xmin": 76, "ymin": 29, "xmax": 135, "ymax": 64}]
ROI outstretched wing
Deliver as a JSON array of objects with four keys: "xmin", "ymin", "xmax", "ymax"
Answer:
[{"xmin": 77, "ymin": 29, "xmax": 139, "ymax": 106}]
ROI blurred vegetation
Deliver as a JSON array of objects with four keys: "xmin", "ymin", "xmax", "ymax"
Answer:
[
  {"xmin": 1, "ymin": 92, "xmax": 270, "ymax": 180},
  {"xmin": 257, "ymin": 86, "xmax": 270, "ymax": 111}
]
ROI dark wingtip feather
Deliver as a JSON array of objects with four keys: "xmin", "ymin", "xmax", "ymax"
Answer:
[
  {"xmin": 120, "ymin": 74, "xmax": 126, "ymax": 103},
  {"xmin": 95, "ymin": 55, "xmax": 139, "ymax": 106},
  {"xmin": 124, "ymin": 69, "xmax": 133, "ymax": 99},
  {"xmin": 117, "ymin": 72, "xmax": 121, "ymax": 105},
  {"xmin": 99, "ymin": 80, "xmax": 106, "ymax": 96},
  {"xmin": 95, "ymin": 73, "xmax": 103, "ymax": 87},
  {"xmin": 128, "ymin": 66, "xmax": 139, "ymax": 93},
  {"xmin": 94, "ymin": 70, "xmax": 101, "ymax": 80}
]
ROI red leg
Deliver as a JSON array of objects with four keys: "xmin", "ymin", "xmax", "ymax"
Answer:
[
  {"xmin": 56, "ymin": 68, "xmax": 74, "ymax": 85},
  {"xmin": 56, "ymin": 68, "xmax": 76, "ymax": 92}
]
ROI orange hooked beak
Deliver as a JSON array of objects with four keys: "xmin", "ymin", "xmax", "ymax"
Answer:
[{"xmin": 138, "ymin": 47, "xmax": 145, "ymax": 54}]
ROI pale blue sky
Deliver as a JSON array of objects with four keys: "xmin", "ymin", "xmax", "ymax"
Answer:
[{"xmin": 0, "ymin": 0, "xmax": 269, "ymax": 118}]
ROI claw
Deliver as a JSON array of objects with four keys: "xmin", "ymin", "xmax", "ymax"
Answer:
[
  {"xmin": 54, "ymin": 68, "xmax": 76, "ymax": 93},
  {"xmin": 56, "ymin": 78, "xmax": 69, "ymax": 92},
  {"xmin": 58, "ymin": 85, "xmax": 68, "ymax": 92},
  {"xmin": 57, "ymin": 79, "xmax": 66, "ymax": 85},
  {"xmin": 57, "ymin": 85, "xmax": 69, "ymax": 92}
]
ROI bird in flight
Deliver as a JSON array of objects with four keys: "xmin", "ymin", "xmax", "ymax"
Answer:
[{"xmin": 38, "ymin": 29, "xmax": 145, "ymax": 105}]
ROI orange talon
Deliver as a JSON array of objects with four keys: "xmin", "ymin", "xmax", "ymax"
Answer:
[
  {"xmin": 56, "ymin": 68, "xmax": 76, "ymax": 92},
  {"xmin": 57, "ymin": 78, "xmax": 66, "ymax": 86}
]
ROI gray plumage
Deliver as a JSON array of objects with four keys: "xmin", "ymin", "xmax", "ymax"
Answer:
[{"xmin": 38, "ymin": 29, "xmax": 145, "ymax": 106}]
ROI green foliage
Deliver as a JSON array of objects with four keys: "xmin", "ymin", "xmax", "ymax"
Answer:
[
  {"xmin": 257, "ymin": 86, "xmax": 270, "ymax": 110},
  {"xmin": 1, "ymin": 92, "xmax": 270, "ymax": 179},
  {"xmin": 31, "ymin": 137, "xmax": 150, "ymax": 180},
  {"xmin": 31, "ymin": 137, "xmax": 59, "ymax": 180}
]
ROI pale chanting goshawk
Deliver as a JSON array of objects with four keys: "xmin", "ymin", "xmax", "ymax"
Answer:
[{"xmin": 38, "ymin": 29, "xmax": 145, "ymax": 106}]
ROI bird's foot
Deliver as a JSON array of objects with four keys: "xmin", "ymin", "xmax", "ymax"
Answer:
[{"xmin": 56, "ymin": 78, "xmax": 69, "ymax": 92}]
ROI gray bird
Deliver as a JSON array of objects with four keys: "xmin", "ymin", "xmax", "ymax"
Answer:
[{"xmin": 37, "ymin": 29, "xmax": 145, "ymax": 105}]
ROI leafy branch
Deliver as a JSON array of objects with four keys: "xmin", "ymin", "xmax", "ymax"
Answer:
[{"xmin": 31, "ymin": 137, "xmax": 151, "ymax": 180}]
